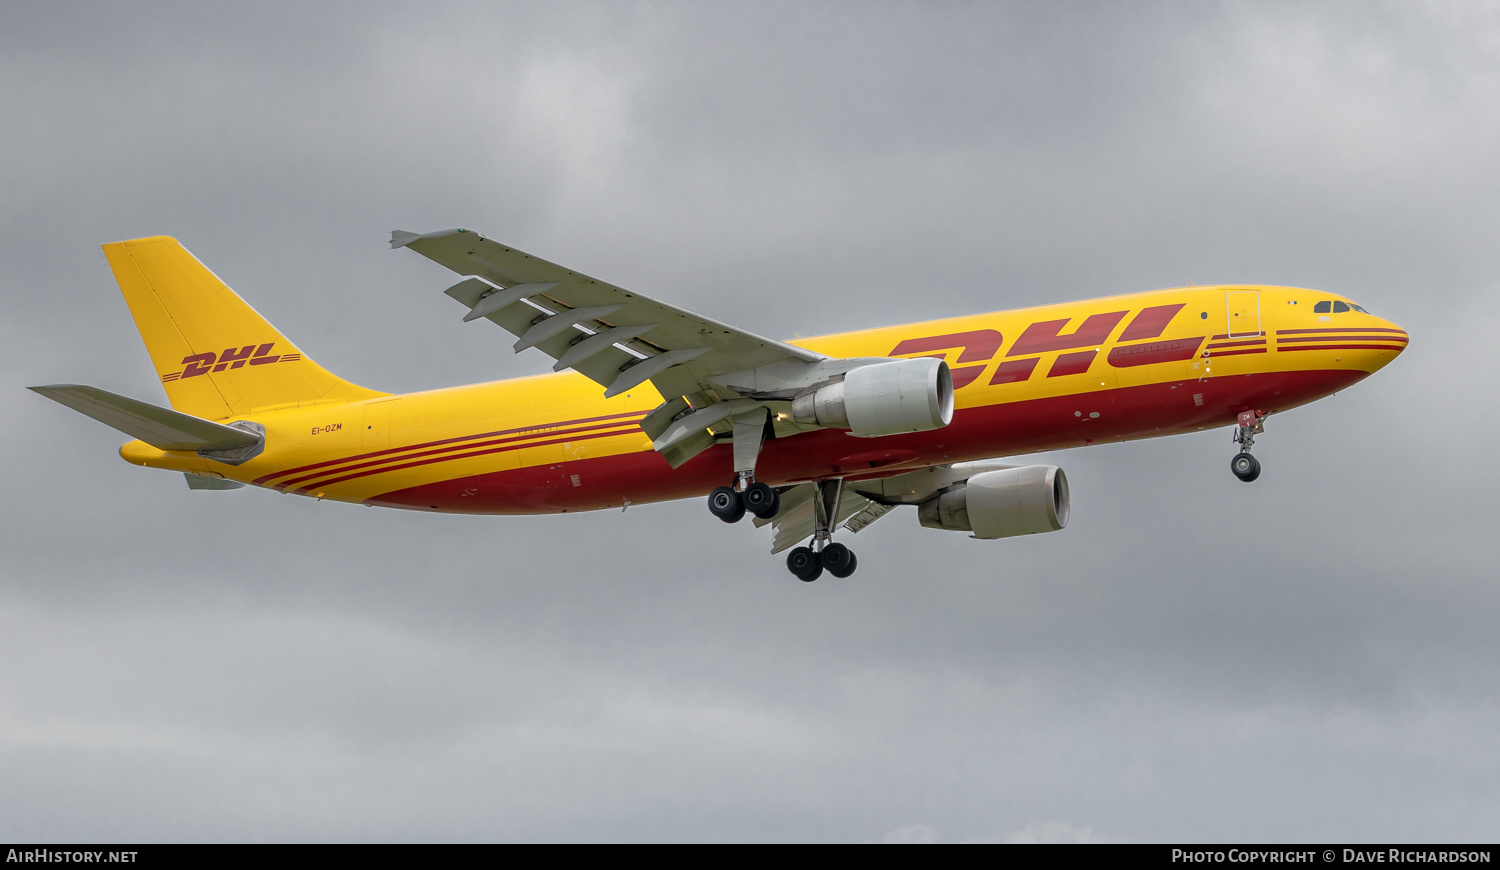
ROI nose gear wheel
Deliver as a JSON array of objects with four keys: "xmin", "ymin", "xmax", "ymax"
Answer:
[
  {"xmin": 1231, "ymin": 452, "xmax": 1261, "ymax": 482},
  {"xmin": 1229, "ymin": 410, "xmax": 1266, "ymax": 484}
]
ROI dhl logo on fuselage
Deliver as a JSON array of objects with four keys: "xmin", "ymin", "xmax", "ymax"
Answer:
[
  {"xmin": 889, "ymin": 304, "xmax": 1197, "ymax": 388},
  {"xmin": 160, "ymin": 343, "xmax": 302, "ymax": 382},
  {"xmin": 887, "ymin": 304, "xmax": 1407, "ymax": 388}
]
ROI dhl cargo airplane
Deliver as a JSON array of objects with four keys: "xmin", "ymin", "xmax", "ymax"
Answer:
[{"xmin": 31, "ymin": 230, "xmax": 1408, "ymax": 580}]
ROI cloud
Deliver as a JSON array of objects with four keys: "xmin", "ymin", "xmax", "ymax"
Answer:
[{"xmin": 2, "ymin": 0, "xmax": 1499, "ymax": 842}]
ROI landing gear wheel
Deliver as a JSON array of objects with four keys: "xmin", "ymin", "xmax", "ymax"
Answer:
[
  {"xmin": 787, "ymin": 546, "xmax": 823, "ymax": 582},
  {"xmin": 708, "ymin": 486, "xmax": 746, "ymax": 523},
  {"xmin": 743, "ymin": 481, "xmax": 780, "ymax": 519},
  {"xmin": 821, "ymin": 543, "xmax": 857, "ymax": 578},
  {"xmin": 1230, "ymin": 452, "xmax": 1261, "ymax": 483}
]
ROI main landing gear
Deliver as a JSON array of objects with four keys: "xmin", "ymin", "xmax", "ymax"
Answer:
[
  {"xmin": 706, "ymin": 405, "xmax": 781, "ymax": 523},
  {"xmin": 785, "ymin": 479, "xmax": 858, "ymax": 582},
  {"xmin": 788, "ymin": 542, "xmax": 857, "ymax": 582},
  {"xmin": 1230, "ymin": 410, "xmax": 1265, "ymax": 483},
  {"xmin": 700, "ymin": 407, "xmax": 859, "ymax": 581},
  {"xmin": 708, "ymin": 480, "xmax": 779, "ymax": 523}
]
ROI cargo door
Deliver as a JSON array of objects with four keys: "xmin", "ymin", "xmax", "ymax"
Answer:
[{"xmin": 1226, "ymin": 291, "xmax": 1261, "ymax": 338}]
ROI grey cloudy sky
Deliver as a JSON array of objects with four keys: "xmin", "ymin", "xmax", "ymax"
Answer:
[{"xmin": 2, "ymin": 1, "xmax": 1498, "ymax": 842}]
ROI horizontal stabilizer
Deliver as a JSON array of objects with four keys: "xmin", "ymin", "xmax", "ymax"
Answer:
[{"xmin": 28, "ymin": 384, "xmax": 262, "ymax": 452}]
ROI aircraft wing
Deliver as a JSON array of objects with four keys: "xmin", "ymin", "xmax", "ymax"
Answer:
[{"xmin": 392, "ymin": 229, "xmax": 824, "ymax": 409}]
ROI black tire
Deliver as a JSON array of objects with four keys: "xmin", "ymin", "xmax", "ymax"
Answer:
[
  {"xmin": 744, "ymin": 481, "xmax": 780, "ymax": 519},
  {"xmin": 1230, "ymin": 452, "xmax": 1261, "ymax": 483},
  {"xmin": 822, "ymin": 543, "xmax": 857, "ymax": 578},
  {"xmin": 708, "ymin": 485, "xmax": 746, "ymax": 522},
  {"xmin": 787, "ymin": 546, "xmax": 821, "ymax": 581}
]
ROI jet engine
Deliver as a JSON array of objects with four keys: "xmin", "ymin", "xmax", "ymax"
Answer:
[
  {"xmin": 790, "ymin": 358, "xmax": 954, "ymax": 437},
  {"xmin": 917, "ymin": 465, "xmax": 1069, "ymax": 539}
]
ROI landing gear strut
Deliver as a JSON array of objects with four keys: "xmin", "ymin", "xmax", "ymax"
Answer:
[
  {"xmin": 1231, "ymin": 410, "xmax": 1265, "ymax": 483},
  {"xmin": 785, "ymin": 478, "xmax": 858, "ymax": 581}
]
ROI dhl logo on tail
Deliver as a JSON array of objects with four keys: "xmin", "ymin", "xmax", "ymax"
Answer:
[{"xmin": 161, "ymin": 343, "xmax": 302, "ymax": 382}]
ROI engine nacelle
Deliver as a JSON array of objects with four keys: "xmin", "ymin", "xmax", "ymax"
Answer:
[
  {"xmin": 790, "ymin": 358, "xmax": 954, "ymax": 437},
  {"xmin": 917, "ymin": 466, "xmax": 1070, "ymax": 539}
]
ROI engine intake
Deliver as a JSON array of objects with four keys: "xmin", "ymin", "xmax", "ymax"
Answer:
[
  {"xmin": 917, "ymin": 466, "xmax": 1069, "ymax": 539},
  {"xmin": 790, "ymin": 358, "xmax": 954, "ymax": 437}
]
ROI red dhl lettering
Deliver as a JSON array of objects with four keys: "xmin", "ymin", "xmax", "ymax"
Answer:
[
  {"xmin": 162, "ymin": 343, "xmax": 289, "ymax": 382},
  {"xmin": 889, "ymin": 305, "xmax": 1196, "ymax": 387}
]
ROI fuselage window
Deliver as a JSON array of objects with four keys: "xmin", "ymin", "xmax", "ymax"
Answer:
[
  {"xmin": 1314, "ymin": 301, "xmax": 1332, "ymax": 313},
  {"xmin": 1332, "ymin": 301, "xmax": 1350, "ymax": 313}
]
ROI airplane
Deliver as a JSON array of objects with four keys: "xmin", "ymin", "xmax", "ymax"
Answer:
[{"xmin": 30, "ymin": 231, "xmax": 1408, "ymax": 581}]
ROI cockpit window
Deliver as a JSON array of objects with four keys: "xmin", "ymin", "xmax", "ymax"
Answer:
[{"xmin": 1314, "ymin": 299, "xmax": 1366, "ymax": 314}]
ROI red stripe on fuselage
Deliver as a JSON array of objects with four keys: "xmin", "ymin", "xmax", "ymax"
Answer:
[
  {"xmin": 1276, "ymin": 335, "xmax": 1408, "ymax": 345},
  {"xmin": 291, "ymin": 424, "xmax": 643, "ymax": 495},
  {"xmin": 1277, "ymin": 327, "xmax": 1408, "ymax": 335},
  {"xmin": 276, "ymin": 418, "xmax": 645, "ymax": 492},
  {"xmin": 251, "ymin": 409, "xmax": 648, "ymax": 487},
  {"xmin": 1277, "ymin": 344, "xmax": 1408, "ymax": 352}
]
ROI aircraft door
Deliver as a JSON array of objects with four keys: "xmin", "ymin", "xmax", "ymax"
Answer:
[{"xmin": 1226, "ymin": 291, "xmax": 1261, "ymax": 338}]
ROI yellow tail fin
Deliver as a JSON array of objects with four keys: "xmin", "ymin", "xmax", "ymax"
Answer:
[{"xmin": 104, "ymin": 236, "xmax": 384, "ymax": 420}]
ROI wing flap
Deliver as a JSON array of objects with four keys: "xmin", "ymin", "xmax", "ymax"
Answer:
[{"xmin": 844, "ymin": 502, "xmax": 896, "ymax": 534}]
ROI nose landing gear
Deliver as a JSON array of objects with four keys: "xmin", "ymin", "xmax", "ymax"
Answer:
[{"xmin": 1231, "ymin": 410, "xmax": 1265, "ymax": 483}]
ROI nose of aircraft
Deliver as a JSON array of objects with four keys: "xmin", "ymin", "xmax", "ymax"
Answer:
[{"xmin": 1357, "ymin": 314, "xmax": 1408, "ymax": 372}]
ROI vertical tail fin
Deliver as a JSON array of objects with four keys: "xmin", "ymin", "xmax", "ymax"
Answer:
[{"xmin": 104, "ymin": 236, "xmax": 384, "ymax": 420}]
